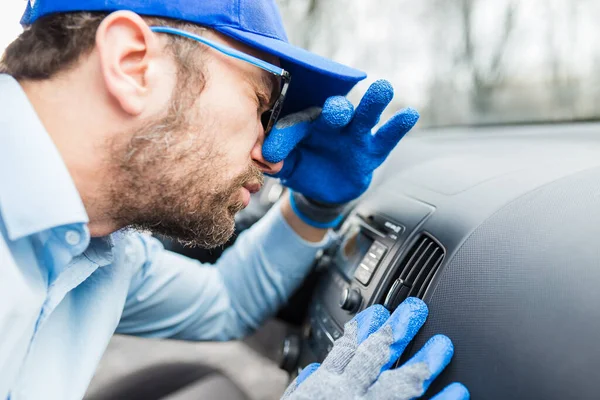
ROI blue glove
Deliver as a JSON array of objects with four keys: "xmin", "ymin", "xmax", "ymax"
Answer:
[
  {"xmin": 281, "ymin": 298, "xmax": 469, "ymax": 400},
  {"xmin": 263, "ymin": 80, "xmax": 419, "ymax": 206}
]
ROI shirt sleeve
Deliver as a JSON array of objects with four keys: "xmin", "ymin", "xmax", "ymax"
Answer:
[{"xmin": 116, "ymin": 201, "xmax": 331, "ymax": 341}]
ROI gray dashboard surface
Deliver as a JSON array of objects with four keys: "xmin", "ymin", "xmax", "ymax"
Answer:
[{"xmin": 362, "ymin": 123, "xmax": 600, "ymax": 399}]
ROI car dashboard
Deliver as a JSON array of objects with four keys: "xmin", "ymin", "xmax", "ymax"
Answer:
[{"xmin": 282, "ymin": 122, "xmax": 600, "ymax": 399}]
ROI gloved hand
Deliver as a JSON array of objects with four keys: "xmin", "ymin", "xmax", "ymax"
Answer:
[
  {"xmin": 262, "ymin": 80, "xmax": 419, "ymax": 227},
  {"xmin": 280, "ymin": 298, "xmax": 469, "ymax": 400}
]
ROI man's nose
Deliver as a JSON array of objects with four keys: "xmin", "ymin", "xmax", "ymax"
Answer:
[{"xmin": 251, "ymin": 142, "xmax": 283, "ymax": 175}]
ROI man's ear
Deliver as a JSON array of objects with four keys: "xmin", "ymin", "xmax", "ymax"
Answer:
[{"xmin": 95, "ymin": 11, "xmax": 162, "ymax": 116}]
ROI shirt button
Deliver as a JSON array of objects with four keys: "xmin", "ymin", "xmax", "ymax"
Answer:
[{"xmin": 65, "ymin": 230, "xmax": 81, "ymax": 246}]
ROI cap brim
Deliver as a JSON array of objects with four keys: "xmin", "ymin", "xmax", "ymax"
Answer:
[{"xmin": 214, "ymin": 26, "xmax": 366, "ymax": 116}]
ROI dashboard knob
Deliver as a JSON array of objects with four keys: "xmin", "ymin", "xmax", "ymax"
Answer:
[
  {"xmin": 279, "ymin": 334, "xmax": 301, "ymax": 373},
  {"xmin": 340, "ymin": 288, "xmax": 362, "ymax": 312},
  {"xmin": 316, "ymin": 255, "xmax": 332, "ymax": 270}
]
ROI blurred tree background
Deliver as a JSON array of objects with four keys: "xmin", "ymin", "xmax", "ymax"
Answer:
[{"xmin": 276, "ymin": 0, "xmax": 600, "ymax": 128}]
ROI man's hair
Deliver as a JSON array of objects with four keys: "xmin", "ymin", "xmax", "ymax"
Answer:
[{"xmin": 0, "ymin": 12, "xmax": 206, "ymax": 83}]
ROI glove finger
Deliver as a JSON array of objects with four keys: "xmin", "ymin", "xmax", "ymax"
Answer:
[
  {"xmin": 267, "ymin": 148, "xmax": 299, "ymax": 180},
  {"xmin": 280, "ymin": 363, "xmax": 321, "ymax": 399},
  {"xmin": 384, "ymin": 298, "xmax": 428, "ymax": 361},
  {"xmin": 313, "ymin": 96, "xmax": 355, "ymax": 132},
  {"xmin": 370, "ymin": 107, "xmax": 419, "ymax": 158},
  {"xmin": 347, "ymin": 79, "xmax": 394, "ymax": 135},
  {"xmin": 262, "ymin": 107, "xmax": 321, "ymax": 163},
  {"xmin": 297, "ymin": 362, "xmax": 320, "ymax": 385},
  {"xmin": 430, "ymin": 383, "xmax": 470, "ymax": 400},
  {"xmin": 363, "ymin": 335, "xmax": 454, "ymax": 400},
  {"xmin": 401, "ymin": 334, "xmax": 454, "ymax": 390},
  {"xmin": 321, "ymin": 304, "xmax": 390, "ymax": 375},
  {"xmin": 343, "ymin": 297, "xmax": 428, "ymax": 387}
]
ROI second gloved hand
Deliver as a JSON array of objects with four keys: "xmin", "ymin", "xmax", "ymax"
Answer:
[
  {"xmin": 281, "ymin": 298, "xmax": 469, "ymax": 400},
  {"xmin": 262, "ymin": 80, "xmax": 419, "ymax": 206}
]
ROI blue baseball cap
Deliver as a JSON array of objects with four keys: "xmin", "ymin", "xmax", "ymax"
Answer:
[{"xmin": 21, "ymin": 0, "xmax": 366, "ymax": 117}]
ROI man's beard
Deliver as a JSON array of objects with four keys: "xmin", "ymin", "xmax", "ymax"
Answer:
[{"xmin": 108, "ymin": 89, "xmax": 263, "ymax": 249}]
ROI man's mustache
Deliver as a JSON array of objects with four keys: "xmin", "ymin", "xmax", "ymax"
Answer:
[{"xmin": 235, "ymin": 164, "xmax": 264, "ymax": 189}]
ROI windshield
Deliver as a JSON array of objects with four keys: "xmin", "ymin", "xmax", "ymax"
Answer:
[
  {"xmin": 278, "ymin": 0, "xmax": 600, "ymax": 128},
  {"xmin": 2, "ymin": 1, "xmax": 598, "ymax": 128}
]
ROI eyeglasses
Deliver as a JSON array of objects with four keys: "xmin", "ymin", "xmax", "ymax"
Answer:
[{"xmin": 150, "ymin": 26, "xmax": 291, "ymax": 135}]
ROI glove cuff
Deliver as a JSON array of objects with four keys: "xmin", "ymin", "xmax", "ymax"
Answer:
[{"xmin": 289, "ymin": 190, "xmax": 346, "ymax": 229}]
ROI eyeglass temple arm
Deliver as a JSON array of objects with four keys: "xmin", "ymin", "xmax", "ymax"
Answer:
[{"xmin": 150, "ymin": 26, "xmax": 286, "ymax": 77}]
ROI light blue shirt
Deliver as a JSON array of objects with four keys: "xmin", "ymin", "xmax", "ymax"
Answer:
[{"xmin": 0, "ymin": 74, "xmax": 327, "ymax": 400}]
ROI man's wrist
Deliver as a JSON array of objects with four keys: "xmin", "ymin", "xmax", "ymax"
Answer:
[
  {"xmin": 288, "ymin": 190, "xmax": 346, "ymax": 229},
  {"xmin": 280, "ymin": 195, "xmax": 329, "ymax": 243}
]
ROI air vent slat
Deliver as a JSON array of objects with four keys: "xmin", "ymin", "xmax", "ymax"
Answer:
[
  {"xmin": 399, "ymin": 237, "xmax": 429, "ymax": 280},
  {"xmin": 407, "ymin": 247, "xmax": 441, "ymax": 297},
  {"xmin": 416, "ymin": 254, "xmax": 444, "ymax": 298},
  {"xmin": 405, "ymin": 242, "xmax": 435, "ymax": 283},
  {"xmin": 383, "ymin": 233, "xmax": 445, "ymax": 310}
]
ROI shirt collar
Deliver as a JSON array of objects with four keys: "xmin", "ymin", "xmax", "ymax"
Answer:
[{"xmin": 0, "ymin": 74, "xmax": 89, "ymax": 240}]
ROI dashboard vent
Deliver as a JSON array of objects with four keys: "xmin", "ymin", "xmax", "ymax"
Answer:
[{"xmin": 383, "ymin": 234, "xmax": 445, "ymax": 310}]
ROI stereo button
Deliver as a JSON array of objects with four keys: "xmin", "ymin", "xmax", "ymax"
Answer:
[
  {"xmin": 370, "ymin": 242, "xmax": 387, "ymax": 259},
  {"xmin": 361, "ymin": 257, "xmax": 379, "ymax": 271},
  {"xmin": 354, "ymin": 265, "xmax": 373, "ymax": 285},
  {"xmin": 331, "ymin": 328, "xmax": 342, "ymax": 340}
]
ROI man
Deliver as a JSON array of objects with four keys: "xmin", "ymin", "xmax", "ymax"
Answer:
[{"xmin": 0, "ymin": 0, "xmax": 468, "ymax": 399}]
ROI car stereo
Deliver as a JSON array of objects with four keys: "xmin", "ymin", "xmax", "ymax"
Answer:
[
  {"xmin": 279, "ymin": 192, "xmax": 442, "ymax": 374},
  {"xmin": 280, "ymin": 209, "xmax": 439, "ymax": 373},
  {"xmin": 302, "ymin": 213, "xmax": 407, "ymax": 361}
]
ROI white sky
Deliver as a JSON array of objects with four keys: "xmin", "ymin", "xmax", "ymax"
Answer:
[
  {"xmin": 2, "ymin": 0, "xmax": 597, "ymax": 124},
  {"xmin": 0, "ymin": 2, "xmax": 25, "ymax": 53}
]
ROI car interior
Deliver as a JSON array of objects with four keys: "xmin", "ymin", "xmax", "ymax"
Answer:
[
  {"xmin": 85, "ymin": 120, "xmax": 600, "ymax": 400},
  {"xmin": 75, "ymin": 1, "xmax": 600, "ymax": 399}
]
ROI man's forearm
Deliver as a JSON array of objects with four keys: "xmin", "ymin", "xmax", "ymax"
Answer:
[{"xmin": 215, "ymin": 199, "xmax": 331, "ymax": 337}]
